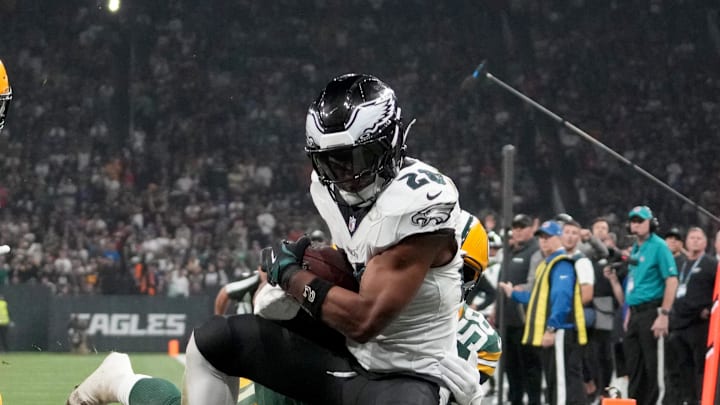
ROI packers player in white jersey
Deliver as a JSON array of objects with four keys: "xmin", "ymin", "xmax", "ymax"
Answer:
[{"xmin": 68, "ymin": 74, "xmax": 483, "ymax": 405}]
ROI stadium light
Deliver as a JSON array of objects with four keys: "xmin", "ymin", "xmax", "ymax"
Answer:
[{"xmin": 107, "ymin": 0, "xmax": 121, "ymax": 13}]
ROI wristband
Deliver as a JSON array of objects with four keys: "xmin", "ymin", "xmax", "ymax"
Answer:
[
  {"xmin": 301, "ymin": 277, "xmax": 334, "ymax": 319},
  {"xmin": 545, "ymin": 326, "xmax": 557, "ymax": 333},
  {"xmin": 658, "ymin": 308, "xmax": 670, "ymax": 316}
]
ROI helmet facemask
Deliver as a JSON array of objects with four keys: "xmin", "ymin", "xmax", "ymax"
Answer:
[{"xmin": 309, "ymin": 121, "xmax": 403, "ymax": 206}]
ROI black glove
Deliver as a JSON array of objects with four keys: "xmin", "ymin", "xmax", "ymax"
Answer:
[{"xmin": 262, "ymin": 235, "xmax": 312, "ymax": 288}]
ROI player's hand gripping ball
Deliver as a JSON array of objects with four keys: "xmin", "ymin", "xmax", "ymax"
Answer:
[
  {"xmin": 262, "ymin": 236, "xmax": 312, "ymax": 287},
  {"xmin": 302, "ymin": 245, "xmax": 359, "ymax": 292},
  {"xmin": 260, "ymin": 237, "xmax": 358, "ymax": 291}
]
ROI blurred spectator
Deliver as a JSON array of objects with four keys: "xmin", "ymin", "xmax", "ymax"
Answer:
[
  {"xmin": 0, "ymin": 294, "xmax": 10, "ymax": 351},
  {"xmin": 0, "ymin": 1, "xmax": 717, "ymax": 302},
  {"xmin": 167, "ymin": 268, "xmax": 190, "ymax": 298},
  {"xmin": 497, "ymin": 213, "xmax": 542, "ymax": 405},
  {"xmin": 500, "ymin": 221, "xmax": 587, "ymax": 405},
  {"xmin": 664, "ymin": 227, "xmax": 686, "ymax": 259},
  {"xmin": 586, "ymin": 217, "xmax": 622, "ymax": 398},
  {"xmin": 666, "ymin": 227, "xmax": 717, "ymax": 405}
]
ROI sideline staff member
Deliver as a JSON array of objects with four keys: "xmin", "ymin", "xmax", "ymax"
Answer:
[
  {"xmin": 666, "ymin": 227, "xmax": 717, "ymax": 404},
  {"xmin": 623, "ymin": 205, "xmax": 678, "ymax": 405},
  {"xmin": 499, "ymin": 220, "xmax": 587, "ymax": 405}
]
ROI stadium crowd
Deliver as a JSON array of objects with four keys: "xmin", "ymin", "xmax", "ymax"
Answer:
[{"xmin": 0, "ymin": 0, "xmax": 718, "ymax": 298}]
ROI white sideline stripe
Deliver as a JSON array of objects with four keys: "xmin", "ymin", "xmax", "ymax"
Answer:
[
  {"xmin": 172, "ymin": 353, "xmax": 256, "ymax": 402},
  {"xmin": 554, "ymin": 329, "xmax": 566, "ymax": 405}
]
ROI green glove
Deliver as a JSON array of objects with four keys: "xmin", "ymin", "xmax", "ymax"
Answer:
[{"xmin": 262, "ymin": 235, "xmax": 312, "ymax": 288}]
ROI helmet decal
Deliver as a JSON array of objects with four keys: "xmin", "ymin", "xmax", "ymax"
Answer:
[
  {"xmin": 354, "ymin": 93, "xmax": 395, "ymax": 142},
  {"xmin": 306, "ymin": 90, "xmax": 397, "ymax": 150}
]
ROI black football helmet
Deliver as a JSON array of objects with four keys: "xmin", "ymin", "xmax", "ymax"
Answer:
[
  {"xmin": 305, "ymin": 74, "xmax": 407, "ymax": 206},
  {"xmin": 0, "ymin": 60, "xmax": 11, "ymax": 134}
]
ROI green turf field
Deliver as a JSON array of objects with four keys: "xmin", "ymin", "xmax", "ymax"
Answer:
[{"xmin": 0, "ymin": 352, "xmax": 184, "ymax": 405}]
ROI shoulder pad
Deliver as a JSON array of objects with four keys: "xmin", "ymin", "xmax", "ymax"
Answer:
[
  {"xmin": 375, "ymin": 159, "xmax": 459, "ymax": 220},
  {"xmin": 361, "ymin": 160, "xmax": 460, "ymax": 248}
]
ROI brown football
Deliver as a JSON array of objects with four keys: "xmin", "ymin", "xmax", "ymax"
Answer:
[{"xmin": 303, "ymin": 246, "xmax": 359, "ymax": 292}]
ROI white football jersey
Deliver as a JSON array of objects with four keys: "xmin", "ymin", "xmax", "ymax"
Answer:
[{"xmin": 310, "ymin": 158, "xmax": 464, "ymax": 378}]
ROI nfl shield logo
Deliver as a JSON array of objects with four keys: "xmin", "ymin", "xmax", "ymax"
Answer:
[{"xmin": 348, "ymin": 216, "xmax": 357, "ymax": 232}]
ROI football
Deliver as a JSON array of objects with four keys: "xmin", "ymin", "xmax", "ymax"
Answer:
[{"xmin": 303, "ymin": 246, "xmax": 359, "ymax": 292}]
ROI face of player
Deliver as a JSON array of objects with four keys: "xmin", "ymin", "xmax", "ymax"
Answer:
[
  {"xmin": 561, "ymin": 224, "xmax": 581, "ymax": 251},
  {"xmin": 311, "ymin": 146, "xmax": 380, "ymax": 192}
]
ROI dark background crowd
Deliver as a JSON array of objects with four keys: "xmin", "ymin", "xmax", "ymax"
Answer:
[{"xmin": 0, "ymin": 0, "xmax": 718, "ymax": 297}]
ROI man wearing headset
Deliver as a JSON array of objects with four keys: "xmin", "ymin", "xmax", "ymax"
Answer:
[{"xmin": 623, "ymin": 205, "xmax": 678, "ymax": 405}]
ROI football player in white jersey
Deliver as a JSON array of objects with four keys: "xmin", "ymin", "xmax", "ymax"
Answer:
[{"xmin": 67, "ymin": 74, "xmax": 482, "ymax": 405}]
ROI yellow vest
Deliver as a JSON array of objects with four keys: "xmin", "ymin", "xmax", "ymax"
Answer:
[
  {"xmin": 0, "ymin": 300, "xmax": 9, "ymax": 326},
  {"xmin": 522, "ymin": 254, "xmax": 587, "ymax": 346}
]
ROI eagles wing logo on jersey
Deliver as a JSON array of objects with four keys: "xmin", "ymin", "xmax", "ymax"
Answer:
[{"xmin": 411, "ymin": 202, "xmax": 455, "ymax": 227}]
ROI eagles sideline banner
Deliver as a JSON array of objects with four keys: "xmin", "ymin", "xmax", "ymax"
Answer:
[
  {"xmin": 47, "ymin": 295, "xmax": 213, "ymax": 352},
  {"xmin": 0, "ymin": 285, "xmax": 213, "ymax": 352}
]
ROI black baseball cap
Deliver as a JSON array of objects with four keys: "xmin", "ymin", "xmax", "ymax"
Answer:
[
  {"xmin": 511, "ymin": 214, "xmax": 532, "ymax": 228},
  {"xmin": 664, "ymin": 227, "xmax": 683, "ymax": 240}
]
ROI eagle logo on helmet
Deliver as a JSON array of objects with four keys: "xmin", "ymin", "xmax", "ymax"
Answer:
[
  {"xmin": 306, "ymin": 90, "xmax": 397, "ymax": 148},
  {"xmin": 354, "ymin": 95, "xmax": 396, "ymax": 143}
]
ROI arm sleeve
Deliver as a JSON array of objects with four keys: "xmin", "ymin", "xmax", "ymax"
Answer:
[
  {"xmin": 546, "ymin": 261, "xmax": 576, "ymax": 329},
  {"xmin": 518, "ymin": 250, "xmax": 542, "ymax": 290},
  {"xmin": 574, "ymin": 257, "xmax": 595, "ymax": 285},
  {"xmin": 657, "ymin": 243, "xmax": 679, "ymax": 278},
  {"xmin": 511, "ymin": 290, "xmax": 531, "ymax": 304}
]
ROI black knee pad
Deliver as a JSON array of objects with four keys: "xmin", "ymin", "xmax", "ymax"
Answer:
[{"xmin": 193, "ymin": 315, "xmax": 239, "ymax": 373}]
